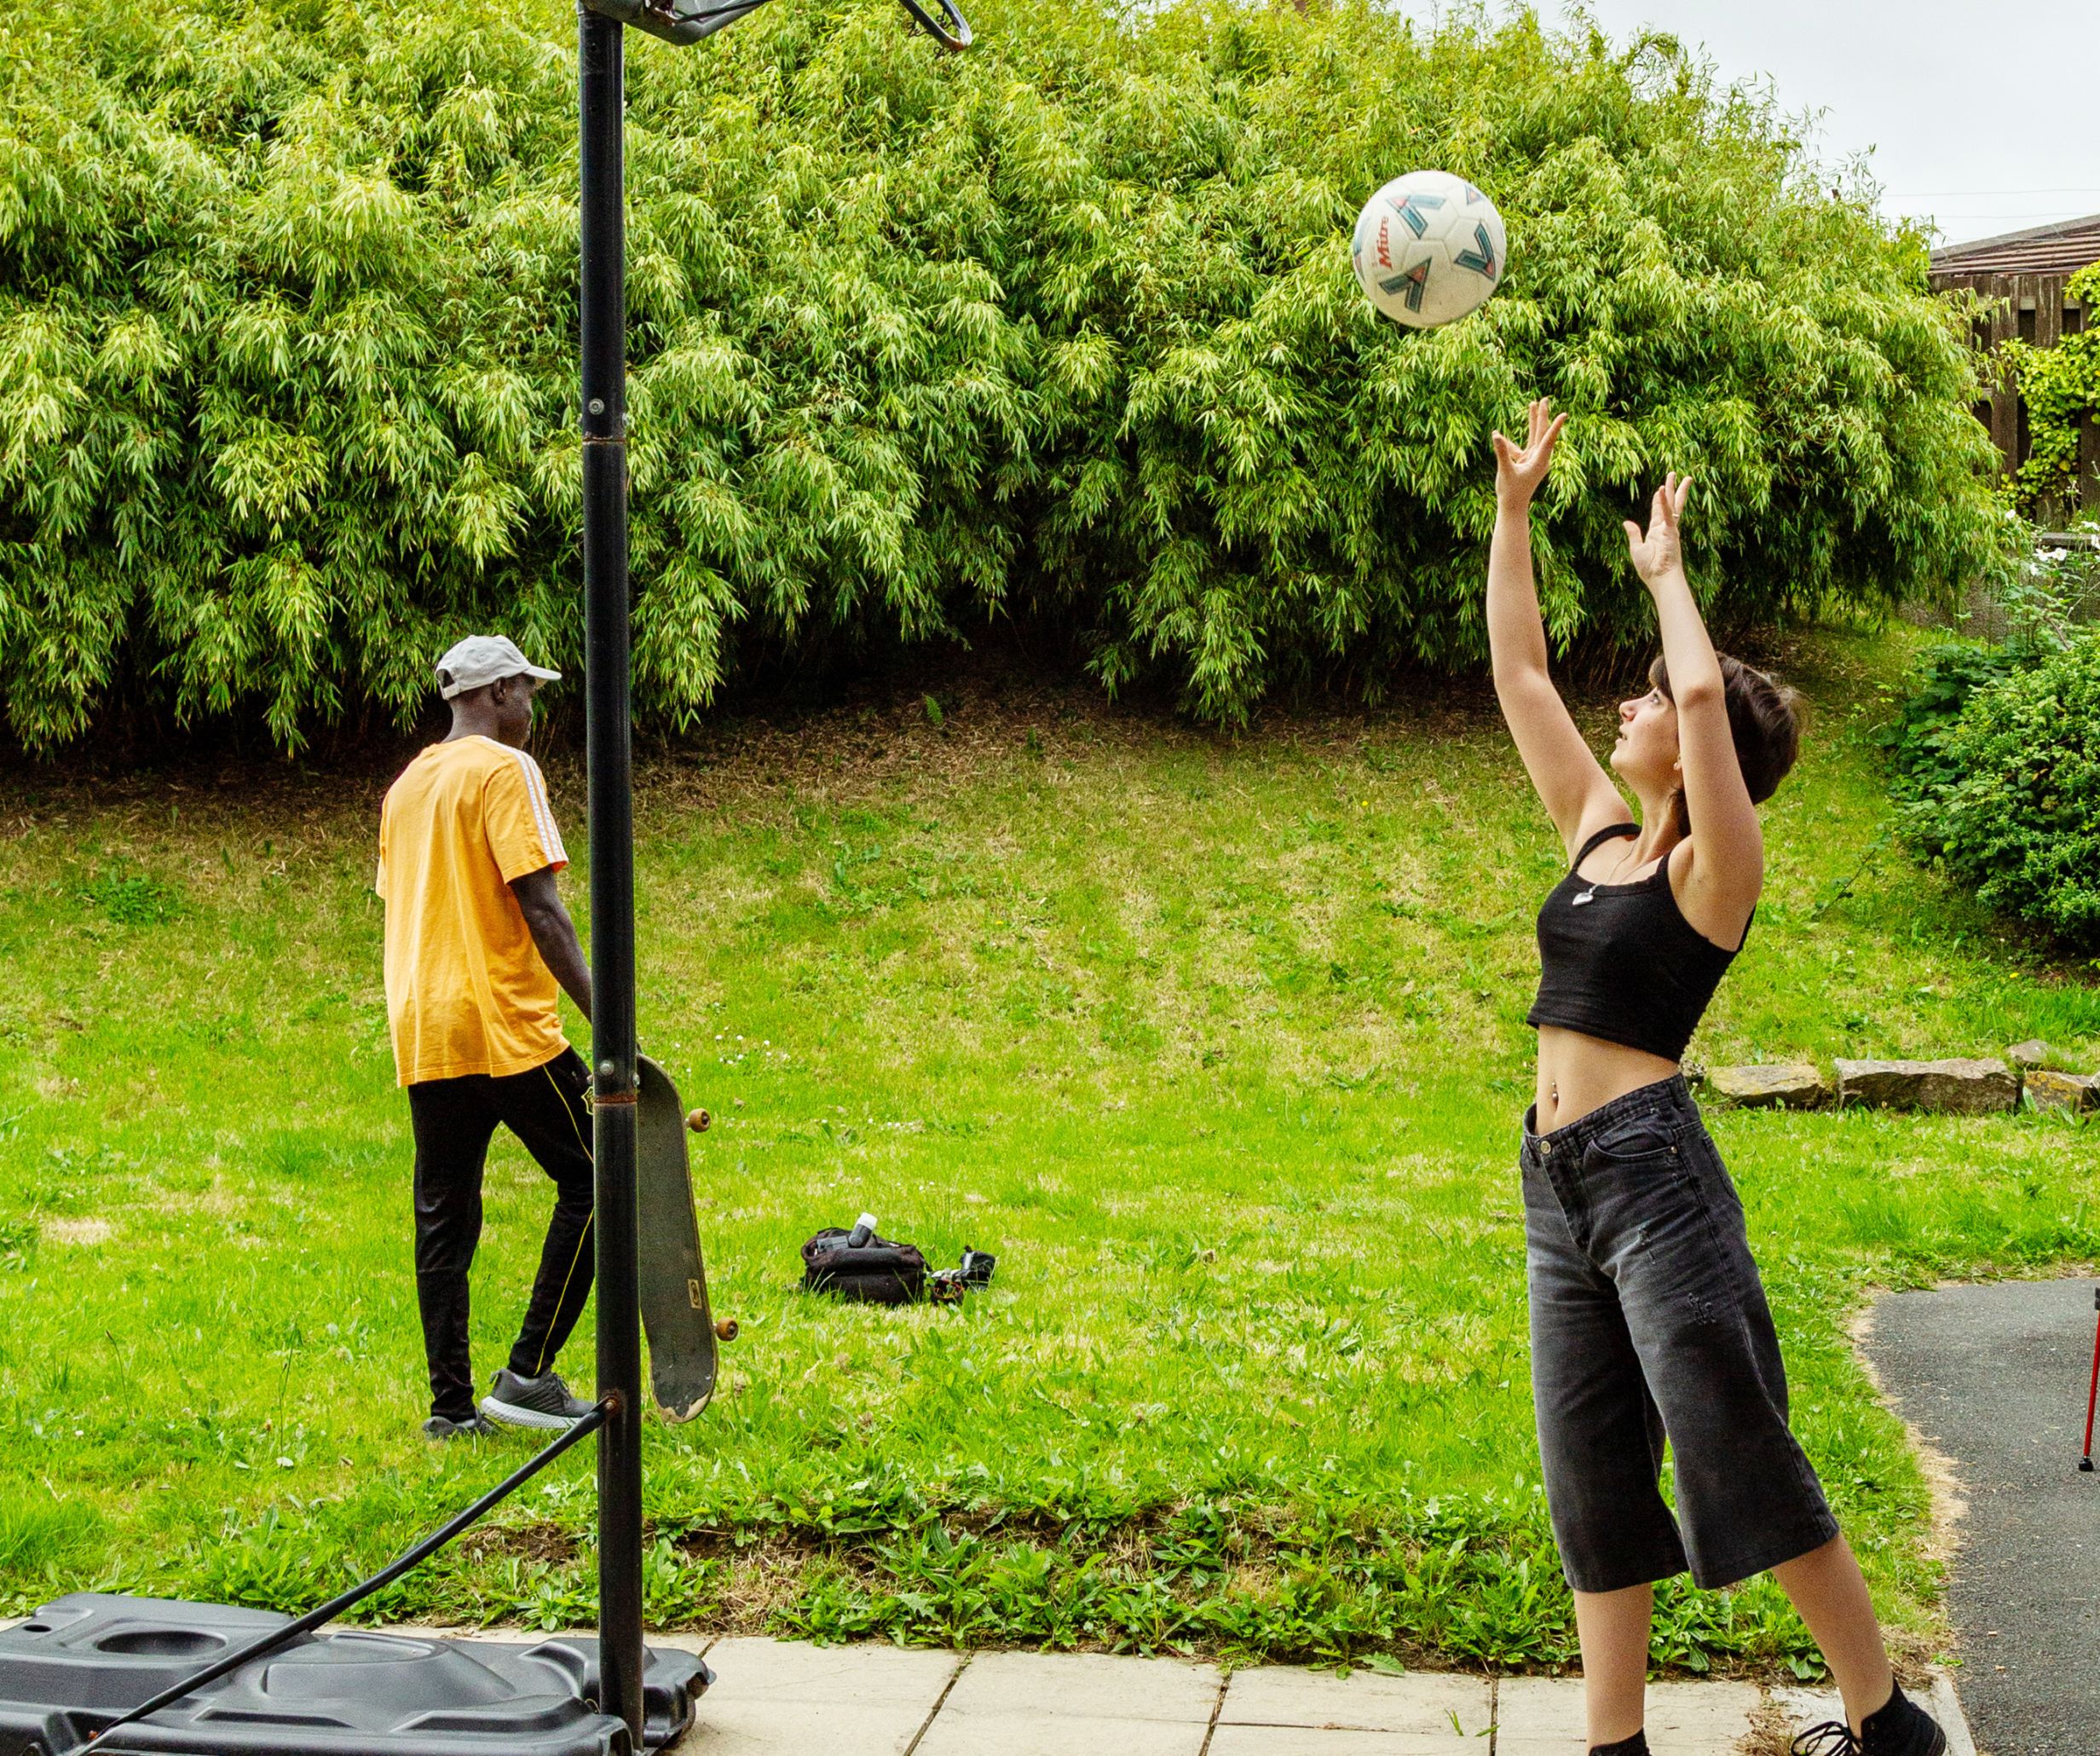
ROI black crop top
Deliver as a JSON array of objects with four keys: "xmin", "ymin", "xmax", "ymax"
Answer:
[{"xmin": 1526, "ymin": 823, "xmax": 1748, "ymax": 1063}]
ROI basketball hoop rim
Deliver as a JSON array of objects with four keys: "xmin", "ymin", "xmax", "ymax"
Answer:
[
  {"xmin": 587, "ymin": 0, "xmax": 972, "ymax": 49},
  {"xmin": 897, "ymin": 0, "xmax": 972, "ymax": 51}
]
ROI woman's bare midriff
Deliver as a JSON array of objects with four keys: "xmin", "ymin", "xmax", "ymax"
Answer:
[{"xmin": 1533, "ymin": 1025, "xmax": 1681, "ymax": 1133}]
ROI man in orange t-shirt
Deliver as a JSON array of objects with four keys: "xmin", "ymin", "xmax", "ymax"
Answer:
[{"xmin": 377, "ymin": 635, "xmax": 598, "ymax": 1441}]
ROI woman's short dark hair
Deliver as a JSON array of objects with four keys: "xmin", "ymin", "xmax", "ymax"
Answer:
[{"xmin": 1648, "ymin": 653, "xmax": 1804, "ymax": 837}]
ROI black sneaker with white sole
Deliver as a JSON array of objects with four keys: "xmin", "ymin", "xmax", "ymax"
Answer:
[
  {"xmin": 479, "ymin": 1367, "xmax": 594, "ymax": 1431},
  {"xmin": 422, "ymin": 1412, "xmax": 497, "ymax": 1441},
  {"xmin": 1792, "ymin": 1681, "xmax": 1947, "ymax": 1756}
]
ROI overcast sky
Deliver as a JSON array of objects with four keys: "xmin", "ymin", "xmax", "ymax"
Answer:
[{"xmin": 1401, "ymin": 2, "xmax": 2100, "ymax": 248}]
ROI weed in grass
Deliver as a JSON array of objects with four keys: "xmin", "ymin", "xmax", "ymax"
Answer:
[
  {"xmin": 195, "ymin": 1515, "xmax": 334, "ymax": 1614},
  {"xmin": 0, "ymin": 1220, "xmax": 34, "ymax": 1271},
  {"xmin": 78, "ymin": 867, "xmax": 184, "ymax": 928},
  {"xmin": 0, "ymin": 1499, "xmax": 96, "ymax": 1574}
]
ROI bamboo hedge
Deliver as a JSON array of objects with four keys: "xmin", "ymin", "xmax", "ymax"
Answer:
[{"xmin": 0, "ymin": 0, "xmax": 2003, "ymax": 747}]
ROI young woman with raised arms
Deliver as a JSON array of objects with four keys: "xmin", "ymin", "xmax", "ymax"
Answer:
[{"xmin": 1486, "ymin": 400, "xmax": 1944, "ymax": 1756}]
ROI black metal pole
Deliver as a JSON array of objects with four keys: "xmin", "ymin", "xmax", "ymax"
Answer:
[{"xmin": 579, "ymin": 5, "xmax": 645, "ymax": 1745}]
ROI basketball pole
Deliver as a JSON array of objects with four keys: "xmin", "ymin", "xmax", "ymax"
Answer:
[
  {"xmin": 578, "ymin": 5, "xmax": 646, "ymax": 1739},
  {"xmin": 574, "ymin": 0, "xmax": 965, "ymax": 1736}
]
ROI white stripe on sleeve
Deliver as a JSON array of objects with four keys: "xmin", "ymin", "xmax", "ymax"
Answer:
[{"xmin": 503, "ymin": 746, "xmax": 565, "ymax": 866}]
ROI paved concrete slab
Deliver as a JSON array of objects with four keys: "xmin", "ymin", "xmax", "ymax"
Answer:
[
  {"xmin": 1496, "ymin": 1675, "xmax": 1759, "ymax": 1751},
  {"xmin": 697, "ymin": 1634, "xmax": 957, "ymax": 1702},
  {"xmin": 1208, "ymin": 1726, "xmax": 1481, "ymax": 1754},
  {"xmin": 938, "ymin": 1649, "xmax": 1221, "ymax": 1722},
  {"xmin": 914, "ymin": 1649, "xmax": 1220, "ymax": 1756},
  {"xmin": 1766, "ymin": 1685, "xmax": 1846, "ymax": 1742},
  {"xmin": 1768, "ymin": 1680, "xmax": 1976, "ymax": 1756},
  {"xmin": 1220, "ymin": 1666, "xmax": 1491, "ymax": 1736},
  {"xmin": 678, "ymin": 1636, "xmax": 958, "ymax": 1756},
  {"xmin": 1927, "ymin": 1677, "xmax": 1980, "ymax": 1756},
  {"xmin": 915, "ymin": 1707, "xmax": 1214, "ymax": 1756},
  {"xmin": 680, "ymin": 1699, "xmax": 942, "ymax": 1756},
  {"xmin": 1861, "ymin": 1276, "xmax": 2100, "ymax": 1756}
]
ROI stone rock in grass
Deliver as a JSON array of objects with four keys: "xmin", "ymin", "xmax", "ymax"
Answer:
[
  {"xmin": 2006, "ymin": 1039, "xmax": 2068, "ymax": 1071},
  {"xmin": 1835, "ymin": 1057, "xmax": 2019, "ymax": 1113},
  {"xmin": 2024, "ymin": 1070, "xmax": 2098, "ymax": 1115},
  {"xmin": 1706, "ymin": 1064, "xmax": 1829, "ymax": 1109}
]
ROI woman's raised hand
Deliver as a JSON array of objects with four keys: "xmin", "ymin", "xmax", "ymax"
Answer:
[
  {"xmin": 1623, "ymin": 472, "xmax": 1693, "ymax": 586},
  {"xmin": 1491, "ymin": 398, "xmax": 1566, "ymax": 508}
]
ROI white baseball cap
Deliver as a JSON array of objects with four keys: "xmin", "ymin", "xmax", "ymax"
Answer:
[{"xmin": 434, "ymin": 635, "xmax": 562, "ymax": 700}]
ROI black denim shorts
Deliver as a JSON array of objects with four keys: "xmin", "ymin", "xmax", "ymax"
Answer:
[{"xmin": 1520, "ymin": 1075, "xmax": 1838, "ymax": 1593}]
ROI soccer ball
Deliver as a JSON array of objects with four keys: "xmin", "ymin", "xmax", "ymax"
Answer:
[{"xmin": 1351, "ymin": 170, "xmax": 1507, "ymax": 329}]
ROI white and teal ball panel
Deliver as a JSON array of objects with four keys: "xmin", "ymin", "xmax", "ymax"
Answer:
[{"xmin": 1351, "ymin": 170, "xmax": 1506, "ymax": 329}]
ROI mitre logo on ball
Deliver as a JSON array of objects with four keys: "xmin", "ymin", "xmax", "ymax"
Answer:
[{"xmin": 1352, "ymin": 169, "xmax": 1508, "ymax": 329}]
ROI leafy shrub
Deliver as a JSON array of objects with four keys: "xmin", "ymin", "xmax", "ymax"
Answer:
[
  {"xmin": 1879, "ymin": 638, "xmax": 2029, "ymax": 801},
  {"xmin": 1, "ymin": 0, "xmax": 2002, "ymax": 746},
  {"xmin": 1899, "ymin": 633, "xmax": 2100, "ymax": 949}
]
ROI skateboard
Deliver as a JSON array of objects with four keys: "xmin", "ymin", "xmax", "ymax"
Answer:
[{"xmin": 635, "ymin": 1054, "xmax": 734, "ymax": 1422}]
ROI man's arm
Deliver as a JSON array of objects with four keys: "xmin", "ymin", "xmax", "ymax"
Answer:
[{"xmin": 511, "ymin": 865, "xmax": 592, "ymax": 1022}]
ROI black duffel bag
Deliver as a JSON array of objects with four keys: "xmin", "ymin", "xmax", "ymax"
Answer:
[{"xmin": 801, "ymin": 1227, "xmax": 927, "ymax": 1304}]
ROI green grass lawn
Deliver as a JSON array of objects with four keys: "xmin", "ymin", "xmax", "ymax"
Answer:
[{"xmin": 0, "ymin": 623, "xmax": 2094, "ymax": 1677}]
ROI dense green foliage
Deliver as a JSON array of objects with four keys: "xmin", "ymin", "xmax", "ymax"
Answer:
[
  {"xmin": 2, "ymin": 0, "xmax": 2001, "ymax": 747},
  {"xmin": 1889, "ymin": 537, "xmax": 2100, "ymax": 950},
  {"xmin": 1879, "ymin": 638, "xmax": 2028, "ymax": 800},
  {"xmin": 1898, "ymin": 632, "xmax": 2100, "ymax": 951},
  {"xmin": 2005, "ymin": 263, "xmax": 2100, "ymax": 511}
]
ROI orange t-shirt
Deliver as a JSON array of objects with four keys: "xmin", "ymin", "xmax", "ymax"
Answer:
[{"xmin": 377, "ymin": 736, "xmax": 571, "ymax": 1086}]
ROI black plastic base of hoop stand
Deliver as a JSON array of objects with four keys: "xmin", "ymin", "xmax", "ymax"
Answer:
[{"xmin": 0, "ymin": 1596, "xmax": 709, "ymax": 1756}]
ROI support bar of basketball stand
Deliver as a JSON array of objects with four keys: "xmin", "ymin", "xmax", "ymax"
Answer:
[
  {"xmin": 83, "ymin": 1406, "xmax": 611, "ymax": 1748},
  {"xmin": 2080, "ymin": 1285, "xmax": 2098, "ymax": 1473}
]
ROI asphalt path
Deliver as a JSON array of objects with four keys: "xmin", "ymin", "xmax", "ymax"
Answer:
[{"xmin": 1861, "ymin": 1277, "xmax": 2100, "ymax": 1756}]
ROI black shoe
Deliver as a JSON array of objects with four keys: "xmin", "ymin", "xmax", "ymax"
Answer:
[
  {"xmin": 422, "ymin": 1412, "xmax": 496, "ymax": 1441},
  {"xmin": 480, "ymin": 1367, "xmax": 593, "ymax": 1431},
  {"xmin": 1792, "ymin": 1682, "xmax": 1947, "ymax": 1756}
]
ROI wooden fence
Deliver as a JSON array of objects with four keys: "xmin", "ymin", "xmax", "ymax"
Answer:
[{"xmin": 1930, "ymin": 268, "xmax": 2097, "ymax": 516}]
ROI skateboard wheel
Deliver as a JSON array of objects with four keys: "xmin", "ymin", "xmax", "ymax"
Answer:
[
  {"xmin": 714, "ymin": 1318, "xmax": 739, "ymax": 1343},
  {"xmin": 686, "ymin": 1107, "xmax": 710, "ymax": 1133}
]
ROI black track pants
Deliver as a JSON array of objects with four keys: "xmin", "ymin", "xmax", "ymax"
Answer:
[{"xmin": 407, "ymin": 1048, "xmax": 595, "ymax": 1420}]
